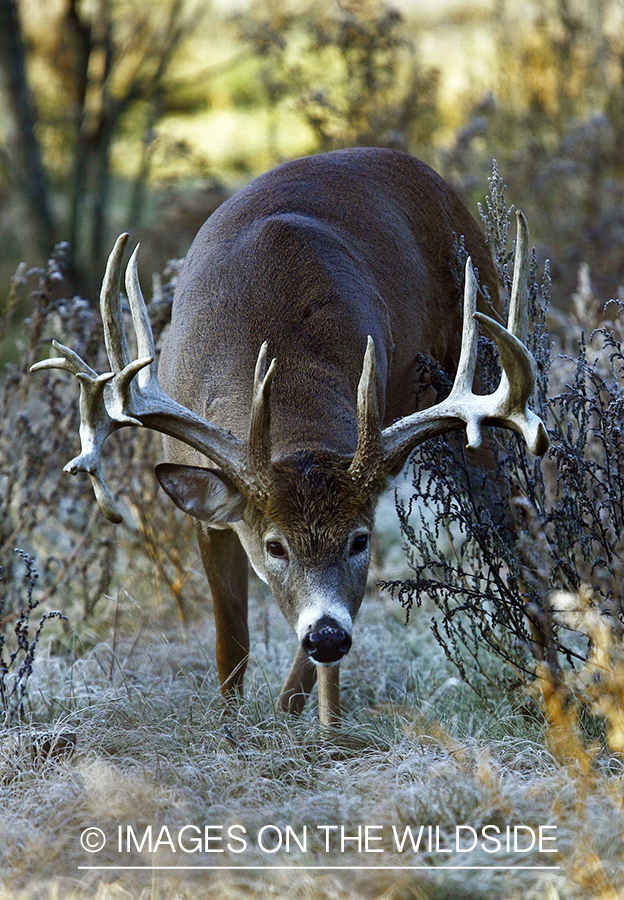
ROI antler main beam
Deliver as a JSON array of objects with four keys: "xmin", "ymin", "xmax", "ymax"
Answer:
[{"xmin": 31, "ymin": 234, "xmax": 273, "ymax": 522}]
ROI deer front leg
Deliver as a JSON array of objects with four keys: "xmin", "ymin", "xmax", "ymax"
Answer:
[
  {"xmin": 280, "ymin": 654, "xmax": 340, "ymax": 726},
  {"xmin": 196, "ymin": 523, "xmax": 249, "ymax": 697},
  {"xmin": 317, "ymin": 665, "xmax": 341, "ymax": 727},
  {"xmin": 279, "ymin": 645, "xmax": 317, "ymax": 715}
]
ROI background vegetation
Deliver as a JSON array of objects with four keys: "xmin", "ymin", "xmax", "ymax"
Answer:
[
  {"xmin": 2, "ymin": 0, "xmax": 624, "ymax": 898},
  {"xmin": 2, "ymin": 0, "xmax": 624, "ymax": 304}
]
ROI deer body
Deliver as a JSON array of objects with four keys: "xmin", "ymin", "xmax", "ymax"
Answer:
[
  {"xmin": 156, "ymin": 148, "xmax": 498, "ymax": 708},
  {"xmin": 34, "ymin": 148, "xmax": 548, "ymax": 723},
  {"xmin": 160, "ymin": 149, "xmax": 495, "ymax": 451}
]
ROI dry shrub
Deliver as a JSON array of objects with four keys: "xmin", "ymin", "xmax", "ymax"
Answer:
[
  {"xmin": 0, "ymin": 551, "xmax": 67, "ymax": 723},
  {"xmin": 441, "ymin": 0, "xmax": 624, "ymax": 307},
  {"xmin": 233, "ymin": 0, "xmax": 439, "ymax": 156},
  {"xmin": 0, "ymin": 241, "xmax": 207, "ymax": 694},
  {"xmin": 382, "ymin": 164, "xmax": 624, "ymax": 767}
]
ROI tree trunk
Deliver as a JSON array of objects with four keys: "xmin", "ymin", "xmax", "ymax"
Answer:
[{"xmin": 0, "ymin": 0, "xmax": 56, "ymax": 254}]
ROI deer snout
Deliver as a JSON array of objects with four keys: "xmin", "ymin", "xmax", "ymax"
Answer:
[{"xmin": 301, "ymin": 616, "xmax": 352, "ymax": 664}]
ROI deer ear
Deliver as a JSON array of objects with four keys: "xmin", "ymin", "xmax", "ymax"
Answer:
[{"xmin": 155, "ymin": 463, "xmax": 246, "ymax": 527}]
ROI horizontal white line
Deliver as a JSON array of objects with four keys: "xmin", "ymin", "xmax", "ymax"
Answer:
[{"xmin": 78, "ymin": 865, "xmax": 560, "ymax": 871}]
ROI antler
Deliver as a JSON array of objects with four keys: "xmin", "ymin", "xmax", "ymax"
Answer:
[
  {"xmin": 31, "ymin": 234, "xmax": 275, "ymax": 522},
  {"xmin": 32, "ymin": 212, "xmax": 547, "ymax": 523},
  {"xmin": 349, "ymin": 210, "xmax": 549, "ymax": 488}
]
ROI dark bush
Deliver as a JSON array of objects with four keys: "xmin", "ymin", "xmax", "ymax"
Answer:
[{"xmin": 382, "ymin": 163, "xmax": 624, "ymax": 700}]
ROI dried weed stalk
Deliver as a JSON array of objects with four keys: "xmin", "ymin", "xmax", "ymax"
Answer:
[
  {"xmin": 0, "ymin": 550, "xmax": 66, "ymax": 723},
  {"xmin": 382, "ymin": 164, "xmax": 624, "ymax": 763},
  {"xmin": 0, "ymin": 243, "xmax": 204, "ymax": 655}
]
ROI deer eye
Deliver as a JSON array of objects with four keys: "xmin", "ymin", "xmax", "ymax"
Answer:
[
  {"xmin": 266, "ymin": 540, "xmax": 287, "ymax": 560},
  {"xmin": 350, "ymin": 533, "xmax": 369, "ymax": 556}
]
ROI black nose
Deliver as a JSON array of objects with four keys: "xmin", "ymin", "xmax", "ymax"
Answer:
[{"xmin": 302, "ymin": 617, "xmax": 352, "ymax": 664}]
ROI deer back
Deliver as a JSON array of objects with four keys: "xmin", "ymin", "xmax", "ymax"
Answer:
[{"xmin": 158, "ymin": 148, "xmax": 498, "ymax": 468}]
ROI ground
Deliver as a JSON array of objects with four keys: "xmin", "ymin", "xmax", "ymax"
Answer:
[{"xmin": 0, "ymin": 485, "xmax": 623, "ymax": 900}]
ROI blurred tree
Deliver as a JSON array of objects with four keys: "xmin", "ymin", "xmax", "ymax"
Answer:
[
  {"xmin": 0, "ymin": 0, "xmax": 56, "ymax": 254},
  {"xmin": 298, "ymin": 0, "xmax": 438, "ymax": 153},
  {"xmin": 0, "ymin": 0, "xmax": 205, "ymax": 297},
  {"xmin": 55, "ymin": 0, "xmax": 200, "ymax": 295}
]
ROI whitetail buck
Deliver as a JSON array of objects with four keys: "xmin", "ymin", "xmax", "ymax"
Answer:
[{"xmin": 33, "ymin": 148, "xmax": 548, "ymax": 725}]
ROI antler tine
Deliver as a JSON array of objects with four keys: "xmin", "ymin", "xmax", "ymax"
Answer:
[
  {"xmin": 247, "ymin": 342, "xmax": 276, "ymax": 500},
  {"xmin": 472, "ymin": 312, "xmax": 548, "ymax": 455},
  {"xmin": 101, "ymin": 233, "xmax": 132, "ymax": 373},
  {"xmin": 348, "ymin": 336, "xmax": 383, "ymax": 488},
  {"xmin": 70, "ymin": 371, "xmax": 125, "ymax": 524},
  {"xmin": 31, "ymin": 339, "xmax": 99, "ymax": 380},
  {"xmin": 30, "ymin": 338, "xmax": 131, "ymax": 524},
  {"xmin": 435, "ymin": 256, "xmax": 486, "ymax": 451},
  {"xmin": 96, "ymin": 237, "xmax": 154, "ymax": 427},
  {"xmin": 508, "ymin": 210, "xmax": 530, "ymax": 344},
  {"xmin": 471, "ymin": 209, "xmax": 548, "ymax": 456},
  {"xmin": 452, "ymin": 257, "xmax": 479, "ymax": 398},
  {"xmin": 125, "ymin": 243, "xmax": 156, "ymax": 389}
]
